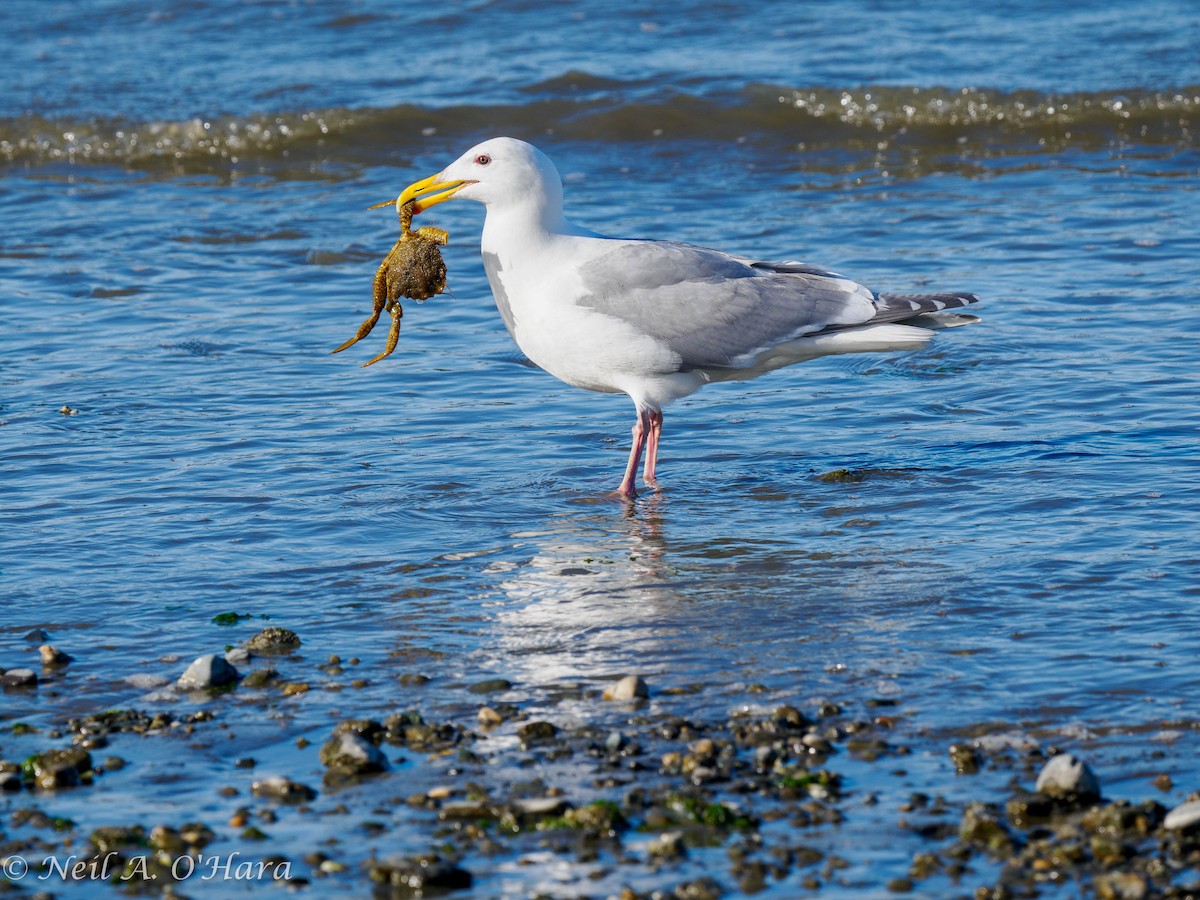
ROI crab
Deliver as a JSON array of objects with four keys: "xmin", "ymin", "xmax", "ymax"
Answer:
[{"xmin": 331, "ymin": 198, "xmax": 448, "ymax": 367}]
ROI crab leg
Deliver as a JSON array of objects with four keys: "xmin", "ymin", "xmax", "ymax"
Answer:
[
  {"xmin": 361, "ymin": 298, "xmax": 403, "ymax": 367},
  {"xmin": 331, "ymin": 259, "xmax": 391, "ymax": 354}
]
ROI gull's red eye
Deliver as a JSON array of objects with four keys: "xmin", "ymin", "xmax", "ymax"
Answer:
[{"xmin": 474, "ymin": 154, "xmax": 492, "ymax": 166}]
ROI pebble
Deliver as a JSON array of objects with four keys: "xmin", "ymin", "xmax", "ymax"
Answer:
[
  {"xmin": 477, "ymin": 706, "xmax": 504, "ymax": 727},
  {"xmin": 672, "ymin": 876, "xmax": 722, "ymax": 899},
  {"xmin": 244, "ymin": 627, "xmax": 302, "ymax": 654},
  {"xmin": 949, "ymin": 743, "xmax": 981, "ymax": 775},
  {"xmin": 28, "ymin": 748, "xmax": 93, "ymax": 789},
  {"xmin": 468, "ymin": 678, "xmax": 512, "ymax": 694},
  {"xmin": 1035, "ymin": 753, "xmax": 1101, "ymax": 801},
  {"xmin": 1094, "ymin": 871, "xmax": 1149, "ymax": 900},
  {"xmin": 90, "ymin": 825, "xmax": 148, "ymax": 854},
  {"xmin": 689, "ymin": 738, "xmax": 717, "ymax": 763},
  {"xmin": 517, "ymin": 721, "xmax": 559, "ymax": 744},
  {"xmin": 603, "ymin": 675, "xmax": 649, "ymax": 701},
  {"xmin": 319, "ymin": 733, "xmax": 388, "ymax": 774},
  {"xmin": 1163, "ymin": 799, "xmax": 1200, "ymax": 832},
  {"xmin": 1, "ymin": 668, "xmax": 38, "ymax": 689},
  {"xmin": 241, "ymin": 667, "xmax": 278, "ymax": 689},
  {"xmin": 647, "ymin": 831, "xmax": 686, "ymax": 859},
  {"xmin": 958, "ymin": 802, "xmax": 1015, "ymax": 856},
  {"xmin": 368, "ymin": 856, "xmax": 471, "ymax": 893},
  {"xmin": 438, "ymin": 801, "xmax": 495, "ymax": 820},
  {"xmin": 39, "ymin": 644, "xmax": 74, "ymax": 666},
  {"xmin": 224, "ymin": 647, "xmax": 251, "ymax": 666},
  {"xmin": 753, "ymin": 746, "xmax": 777, "ymax": 769},
  {"xmin": 817, "ymin": 701, "xmax": 842, "ymax": 717},
  {"xmin": 251, "ymin": 776, "xmax": 317, "ymax": 803},
  {"xmin": 512, "ymin": 796, "xmax": 569, "ymax": 817},
  {"xmin": 801, "ymin": 733, "xmax": 834, "ymax": 755},
  {"xmin": 774, "ymin": 704, "xmax": 810, "ymax": 727},
  {"xmin": 177, "ymin": 654, "xmax": 239, "ymax": 690}
]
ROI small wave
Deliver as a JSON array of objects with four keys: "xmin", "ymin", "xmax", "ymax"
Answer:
[
  {"xmin": 759, "ymin": 84, "xmax": 1198, "ymax": 148},
  {"xmin": 0, "ymin": 110, "xmax": 356, "ymax": 170},
  {"xmin": 1, "ymin": 85, "xmax": 1194, "ymax": 172}
]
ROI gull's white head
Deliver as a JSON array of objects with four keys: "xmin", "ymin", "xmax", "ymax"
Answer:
[{"xmin": 391, "ymin": 137, "xmax": 565, "ymax": 226}]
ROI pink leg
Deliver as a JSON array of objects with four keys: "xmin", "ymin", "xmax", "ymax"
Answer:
[
  {"xmin": 616, "ymin": 408, "xmax": 651, "ymax": 499},
  {"xmin": 642, "ymin": 409, "xmax": 663, "ymax": 486}
]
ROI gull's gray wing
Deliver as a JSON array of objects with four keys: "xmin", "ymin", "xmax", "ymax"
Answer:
[{"xmin": 573, "ymin": 240, "xmax": 881, "ymax": 371}]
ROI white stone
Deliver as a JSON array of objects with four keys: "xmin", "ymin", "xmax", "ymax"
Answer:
[
  {"xmin": 1035, "ymin": 753, "xmax": 1100, "ymax": 798},
  {"xmin": 602, "ymin": 675, "xmax": 649, "ymax": 701},
  {"xmin": 512, "ymin": 797, "xmax": 568, "ymax": 816},
  {"xmin": 177, "ymin": 654, "xmax": 239, "ymax": 689},
  {"xmin": 1164, "ymin": 799, "xmax": 1200, "ymax": 832},
  {"xmin": 224, "ymin": 647, "xmax": 251, "ymax": 666}
]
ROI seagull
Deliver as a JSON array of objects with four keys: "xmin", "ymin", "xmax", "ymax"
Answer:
[{"xmin": 391, "ymin": 137, "xmax": 979, "ymax": 498}]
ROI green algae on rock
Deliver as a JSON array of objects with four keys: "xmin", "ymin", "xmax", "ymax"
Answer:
[{"xmin": 23, "ymin": 747, "xmax": 93, "ymax": 790}]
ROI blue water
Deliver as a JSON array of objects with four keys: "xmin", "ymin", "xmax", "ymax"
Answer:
[{"xmin": 2, "ymin": 1, "xmax": 1200, "ymax": 897}]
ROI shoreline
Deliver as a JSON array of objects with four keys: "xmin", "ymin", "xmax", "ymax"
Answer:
[{"xmin": 4, "ymin": 627, "xmax": 1198, "ymax": 898}]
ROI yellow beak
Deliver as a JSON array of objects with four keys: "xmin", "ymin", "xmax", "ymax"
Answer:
[{"xmin": 367, "ymin": 173, "xmax": 472, "ymax": 214}]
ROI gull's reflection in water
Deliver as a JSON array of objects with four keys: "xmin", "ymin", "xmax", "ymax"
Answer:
[
  {"xmin": 477, "ymin": 494, "xmax": 687, "ymax": 685},
  {"xmin": 469, "ymin": 488, "xmax": 960, "ymax": 706}
]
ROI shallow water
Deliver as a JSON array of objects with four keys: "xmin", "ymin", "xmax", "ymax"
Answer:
[{"xmin": 3, "ymin": 1, "xmax": 1200, "ymax": 897}]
